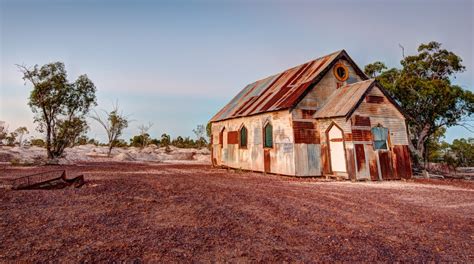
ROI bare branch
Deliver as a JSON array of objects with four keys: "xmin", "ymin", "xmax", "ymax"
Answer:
[{"xmin": 398, "ymin": 43, "xmax": 405, "ymax": 58}]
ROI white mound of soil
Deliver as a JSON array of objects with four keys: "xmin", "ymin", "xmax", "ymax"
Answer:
[
  {"xmin": 113, "ymin": 152, "xmax": 135, "ymax": 161},
  {"xmin": 0, "ymin": 145, "xmax": 211, "ymax": 165}
]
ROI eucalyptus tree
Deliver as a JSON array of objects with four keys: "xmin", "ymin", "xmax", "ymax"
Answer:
[
  {"xmin": 365, "ymin": 42, "xmax": 474, "ymax": 167},
  {"xmin": 18, "ymin": 62, "xmax": 97, "ymax": 159},
  {"xmin": 91, "ymin": 103, "xmax": 129, "ymax": 157}
]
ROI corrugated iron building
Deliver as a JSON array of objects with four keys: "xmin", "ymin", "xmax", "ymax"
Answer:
[{"xmin": 210, "ymin": 50, "xmax": 412, "ymax": 180}]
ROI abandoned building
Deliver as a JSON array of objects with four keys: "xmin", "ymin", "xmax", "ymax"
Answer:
[{"xmin": 210, "ymin": 50, "xmax": 412, "ymax": 180}]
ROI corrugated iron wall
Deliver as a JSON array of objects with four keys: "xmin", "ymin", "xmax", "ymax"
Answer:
[
  {"xmin": 211, "ymin": 59, "xmax": 412, "ymax": 180},
  {"xmin": 211, "ymin": 110, "xmax": 296, "ymax": 176},
  {"xmin": 350, "ymin": 86, "xmax": 412, "ymax": 180}
]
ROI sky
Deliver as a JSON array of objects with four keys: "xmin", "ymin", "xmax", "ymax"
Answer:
[{"xmin": 0, "ymin": 0, "xmax": 473, "ymax": 143}]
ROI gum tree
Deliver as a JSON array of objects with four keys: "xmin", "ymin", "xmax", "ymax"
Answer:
[
  {"xmin": 91, "ymin": 103, "xmax": 129, "ymax": 157},
  {"xmin": 365, "ymin": 42, "xmax": 474, "ymax": 169},
  {"xmin": 18, "ymin": 62, "xmax": 97, "ymax": 159}
]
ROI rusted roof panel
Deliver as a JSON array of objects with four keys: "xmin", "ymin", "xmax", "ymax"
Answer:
[
  {"xmin": 313, "ymin": 79, "xmax": 375, "ymax": 119},
  {"xmin": 210, "ymin": 50, "xmax": 344, "ymax": 122}
]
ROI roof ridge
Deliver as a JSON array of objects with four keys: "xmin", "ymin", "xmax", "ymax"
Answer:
[
  {"xmin": 210, "ymin": 49, "xmax": 366, "ymax": 123},
  {"xmin": 244, "ymin": 50, "xmax": 345, "ymax": 87}
]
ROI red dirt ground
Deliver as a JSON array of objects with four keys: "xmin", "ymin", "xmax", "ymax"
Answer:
[{"xmin": 1, "ymin": 162, "xmax": 473, "ymax": 262}]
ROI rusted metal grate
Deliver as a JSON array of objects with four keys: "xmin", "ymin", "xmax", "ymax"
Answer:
[
  {"xmin": 11, "ymin": 170, "xmax": 85, "ymax": 190},
  {"xmin": 12, "ymin": 170, "xmax": 65, "ymax": 189}
]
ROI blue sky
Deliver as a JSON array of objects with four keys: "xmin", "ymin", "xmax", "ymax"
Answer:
[{"xmin": 1, "ymin": 0, "xmax": 472, "ymax": 142}]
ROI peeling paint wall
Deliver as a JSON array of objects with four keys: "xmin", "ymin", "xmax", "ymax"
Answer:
[
  {"xmin": 211, "ymin": 110, "xmax": 295, "ymax": 175},
  {"xmin": 295, "ymin": 59, "xmax": 364, "ymax": 113}
]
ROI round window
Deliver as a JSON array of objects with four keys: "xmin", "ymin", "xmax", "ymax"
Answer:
[{"xmin": 333, "ymin": 63, "xmax": 349, "ymax": 81}]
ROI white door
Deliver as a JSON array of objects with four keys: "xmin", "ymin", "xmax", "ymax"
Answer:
[{"xmin": 328, "ymin": 125, "xmax": 347, "ymax": 172}]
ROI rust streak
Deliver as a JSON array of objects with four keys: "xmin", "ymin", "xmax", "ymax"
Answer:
[
  {"xmin": 278, "ymin": 82, "xmax": 311, "ymax": 109},
  {"xmin": 293, "ymin": 121, "xmax": 320, "ymax": 144},
  {"xmin": 355, "ymin": 144, "xmax": 366, "ymax": 173},
  {"xmin": 366, "ymin": 95, "xmax": 384, "ymax": 104},
  {"xmin": 346, "ymin": 148, "xmax": 356, "ymax": 180},
  {"xmin": 243, "ymin": 73, "xmax": 286, "ymax": 115},
  {"xmin": 352, "ymin": 129, "xmax": 372, "ymax": 142},
  {"xmin": 352, "ymin": 115, "xmax": 371, "ymax": 127},
  {"xmin": 261, "ymin": 62, "xmax": 312, "ymax": 111},
  {"xmin": 321, "ymin": 144, "xmax": 331, "ymax": 174},
  {"xmin": 369, "ymin": 159, "xmax": 378, "ymax": 181}
]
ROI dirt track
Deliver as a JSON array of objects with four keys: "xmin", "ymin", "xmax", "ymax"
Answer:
[{"xmin": 0, "ymin": 163, "xmax": 473, "ymax": 262}]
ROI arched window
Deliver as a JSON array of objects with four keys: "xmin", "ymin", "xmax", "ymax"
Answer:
[
  {"xmin": 264, "ymin": 123, "xmax": 273, "ymax": 148},
  {"xmin": 371, "ymin": 125, "xmax": 389, "ymax": 150},
  {"xmin": 239, "ymin": 126, "xmax": 248, "ymax": 148}
]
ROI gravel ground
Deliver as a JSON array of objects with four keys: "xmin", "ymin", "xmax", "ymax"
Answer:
[{"xmin": 0, "ymin": 163, "xmax": 473, "ymax": 262}]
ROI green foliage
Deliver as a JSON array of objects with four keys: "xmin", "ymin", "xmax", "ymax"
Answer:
[
  {"xmin": 426, "ymin": 127, "xmax": 449, "ymax": 162},
  {"xmin": 0, "ymin": 124, "xmax": 7, "ymax": 145},
  {"xmin": 14, "ymin": 127, "xmax": 28, "ymax": 146},
  {"xmin": 149, "ymin": 138, "xmax": 160, "ymax": 146},
  {"xmin": 5, "ymin": 132, "xmax": 16, "ymax": 146},
  {"xmin": 18, "ymin": 62, "xmax": 97, "ymax": 159},
  {"xmin": 74, "ymin": 135, "xmax": 89, "ymax": 146},
  {"xmin": 193, "ymin": 124, "xmax": 209, "ymax": 149},
  {"xmin": 193, "ymin": 124, "xmax": 206, "ymax": 139},
  {"xmin": 195, "ymin": 137, "xmax": 208, "ymax": 149},
  {"xmin": 206, "ymin": 123, "xmax": 212, "ymax": 140},
  {"xmin": 1, "ymin": 126, "xmax": 28, "ymax": 146},
  {"xmin": 113, "ymin": 139, "xmax": 128, "ymax": 148},
  {"xmin": 87, "ymin": 138, "xmax": 100, "ymax": 146},
  {"xmin": 137, "ymin": 123, "xmax": 153, "ymax": 148},
  {"xmin": 171, "ymin": 136, "xmax": 197, "ymax": 148},
  {"xmin": 130, "ymin": 133, "xmax": 151, "ymax": 148},
  {"xmin": 364, "ymin": 61, "xmax": 387, "ymax": 78},
  {"xmin": 30, "ymin": 138, "xmax": 45, "ymax": 147},
  {"xmin": 450, "ymin": 138, "xmax": 474, "ymax": 167},
  {"xmin": 127, "ymin": 131, "xmax": 209, "ymax": 149},
  {"xmin": 129, "ymin": 132, "xmax": 160, "ymax": 148},
  {"xmin": 364, "ymin": 41, "xmax": 474, "ymax": 165},
  {"xmin": 426, "ymin": 128, "xmax": 473, "ymax": 170},
  {"xmin": 0, "ymin": 125, "xmax": 28, "ymax": 146},
  {"xmin": 160, "ymin": 133, "xmax": 171, "ymax": 147},
  {"xmin": 91, "ymin": 104, "xmax": 129, "ymax": 156}
]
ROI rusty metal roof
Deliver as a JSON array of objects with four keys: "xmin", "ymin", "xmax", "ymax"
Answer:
[
  {"xmin": 210, "ymin": 50, "xmax": 367, "ymax": 122},
  {"xmin": 313, "ymin": 79, "xmax": 375, "ymax": 119}
]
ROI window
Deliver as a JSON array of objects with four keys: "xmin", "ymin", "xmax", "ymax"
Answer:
[
  {"xmin": 264, "ymin": 123, "xmax": 273, "ymax": 148},
  {"xmin": 372, "ymin": 126, "xmax": 389, "ymax": 150},
  {"xmin": 239, "ymin": 126, "xmax": 248, "ymax": 148},
  {"xmin": 333, "ymin": 63, "xmax": 349, "ymax": 82}
]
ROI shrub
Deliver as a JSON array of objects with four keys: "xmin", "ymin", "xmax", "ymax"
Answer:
[{"xmin": 30, "ymin": 138, "xmax": 45, "ymax": 147}]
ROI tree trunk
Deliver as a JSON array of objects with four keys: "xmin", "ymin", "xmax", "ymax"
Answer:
[
  {"xmin": 46, "ymin": 126, "xmax": 53, "ymax": 159},
  {"xmin": 108, "ymin": 144, "xmax": 113, "ymax": 157},
  {"xmin": 415, "ymin": 124, "xmax": 432, "ymax": 178}
]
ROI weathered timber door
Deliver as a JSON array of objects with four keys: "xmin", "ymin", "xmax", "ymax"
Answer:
[
  {"xmin": 328, "ymin": 125, "xmax": 347, "ymax": 173},
  {"xmin": 378, "ymin": 151, "xmax": 394, "ymax": 180},
  {"xmin": 264, "ymin": 149, "xmax": 271, "ymax": 173}
]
